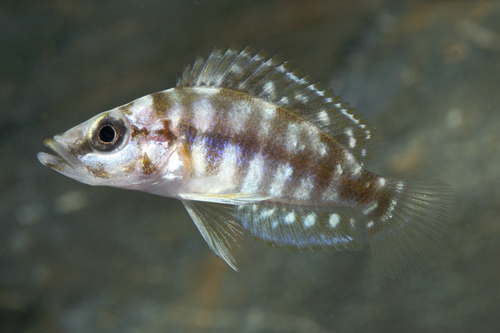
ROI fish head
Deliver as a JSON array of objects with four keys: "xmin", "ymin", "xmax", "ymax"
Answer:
[{"xmin": 37, "ymin": 106, "xmax": 181, "ymax": 191}]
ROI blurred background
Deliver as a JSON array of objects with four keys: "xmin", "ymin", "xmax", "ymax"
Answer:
[{"xmin": 2, "ymin": 0, "xmax": 500, "ymax": 332}]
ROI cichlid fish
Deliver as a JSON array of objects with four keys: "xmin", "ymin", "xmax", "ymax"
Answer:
[{"xmin": 38, "ymin": 45, "xmax": 453, "ymax": 277}]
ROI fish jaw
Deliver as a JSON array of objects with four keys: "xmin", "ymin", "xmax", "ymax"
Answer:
[{"xmin": 37, "ymin": 136, "xmax": 95, "ymax": 185}]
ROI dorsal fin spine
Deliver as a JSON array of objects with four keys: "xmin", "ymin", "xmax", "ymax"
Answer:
[
  {"xmin": 221, "ymin": 48, "xmax": 263, "ymax": 88},
  {"xmin": 197, "ymin": 47, "xmax": 223, "ymax": 86},
  {"xmin": 210, "ymin": 46, "xmax": 239, "ymax": 86},
  {"xmin": 240, "ymin": 55, "xmax": 282, "ymax": 93}
]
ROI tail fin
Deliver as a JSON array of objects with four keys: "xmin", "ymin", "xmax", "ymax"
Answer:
[{"xmin": 366, "ymin": 178, "xmax": 454, "ymax": 278}]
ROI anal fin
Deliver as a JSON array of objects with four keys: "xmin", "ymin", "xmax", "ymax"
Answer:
[
  {"xmin": 182, "ymin": 201, "xmax": 242, "ymax": 271},
  {"xmin": 235, "ymin": 202, "xmax": 364, "ymax": 252}
]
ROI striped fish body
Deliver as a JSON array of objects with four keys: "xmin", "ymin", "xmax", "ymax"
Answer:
[
  {"xmin": 38, "ymin": 46, "xmax": 454, "ymax": 277},
  {"xmin": 149, "ymin": 87, "xmax": 374, "ymax": 206}
]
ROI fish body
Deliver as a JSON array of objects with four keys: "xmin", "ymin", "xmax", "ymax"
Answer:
[{"xmin": 38, "ymin": 46, "xmax": 453, "ymax": 277}]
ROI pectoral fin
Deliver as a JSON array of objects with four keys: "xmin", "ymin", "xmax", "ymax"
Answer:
[{"xmin": 182, "ymin": 200, "xmax": 242, "ymax": 271}]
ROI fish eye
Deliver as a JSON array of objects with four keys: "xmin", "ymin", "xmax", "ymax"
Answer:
[
  {"xmin": 99, "ymin": 125, "xmax": 116, "ymax": 143},
  {"xmin": 90, "ymin": 116, "xmax": 127, "ymax": 152}
]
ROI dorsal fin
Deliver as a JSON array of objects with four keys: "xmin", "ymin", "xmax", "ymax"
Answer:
[{"xmin": 177, "ymin": 45, "xmax": 377, "ymax": 163}]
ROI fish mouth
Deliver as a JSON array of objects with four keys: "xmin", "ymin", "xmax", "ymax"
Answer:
[{"xmin": 37, "ymin": 138, "xmax": 77, "ymax": 172}]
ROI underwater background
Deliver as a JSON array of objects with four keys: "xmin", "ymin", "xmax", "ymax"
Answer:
[{"xmin": 2, "ymin": 0, "xmax": 500, "ymax": 332}]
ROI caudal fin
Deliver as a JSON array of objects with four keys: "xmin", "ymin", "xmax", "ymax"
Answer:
[{"xmin": 366, "ymin": 179, "xmax": 454, "ymax": 278}]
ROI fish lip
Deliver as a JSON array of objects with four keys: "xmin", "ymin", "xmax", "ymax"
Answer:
[{"xmin": 37, "ymin": 137, "xmax": 78, "ymax": 170}]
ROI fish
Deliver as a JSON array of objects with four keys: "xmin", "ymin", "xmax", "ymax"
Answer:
[{"xmin": 37, "ymin": 45, "xmax": 454, "ymax": 278}]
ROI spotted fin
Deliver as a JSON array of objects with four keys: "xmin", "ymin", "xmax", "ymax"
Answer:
[
  {"xmin": 177, "ymin": 45, "xmax": 377, "ymax": 163},
  {"xmin": 182, "ymin": 200, "xmax": 242, "ymax": 271},
  {"xmin": 365, "ymin": 179, "xmax": 454, "ymax": 278},
  {"xmin": 235, "ymin": 202, "xmax": 364, "ymax": 252}
]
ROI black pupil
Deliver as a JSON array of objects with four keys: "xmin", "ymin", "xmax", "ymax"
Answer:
[{"xmin": 99, "ymin": 125, "xmax": 116, "ymax": 143}]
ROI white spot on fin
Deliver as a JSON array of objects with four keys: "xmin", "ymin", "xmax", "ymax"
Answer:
[
  {"xmin": 329, "ymin": 214, "xmax": 340, "ymax": 228},
  {"xmin": 318, "ymin": 111, "xmax": 329, "ymax": 124},
  {"xmin": 363, "ymin": 202, "xmax": 378, "ymax": 215},
  {"xmin": 303, "ymin": 213, "xmax": 316, "ymax": 228},
  {"xmin": 285, "ymin": 211, "xmax": 296, "ymax": 224}
]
